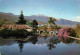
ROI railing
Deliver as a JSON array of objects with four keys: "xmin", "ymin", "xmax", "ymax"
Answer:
[{"xmin": 67, "ymin": 36, "xmax": 80, "ymax": 40}]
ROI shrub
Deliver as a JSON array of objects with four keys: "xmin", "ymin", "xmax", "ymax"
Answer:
[
  {"xmin": 0, "ymin": 29, "xmax": 28, "ymax": 36},
  {"xmin": 58, "ymin": 27, "xmax": 76, "ymax": 37},
  {"xmin": 74, "ymin": 24, "xmax": 80, "ymax": 38}
]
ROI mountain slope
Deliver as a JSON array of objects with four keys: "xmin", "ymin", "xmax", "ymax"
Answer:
[
  {"xmin": 25, "ymin": 15, "xmax": 80, "ymax": 26},
  {"xmin": 0, "ymin": 12, "xmax": 80, "ymax": 26},
  {"xmin": 0, "ymin": 12, "xmax": 18, "ymax": 21}
]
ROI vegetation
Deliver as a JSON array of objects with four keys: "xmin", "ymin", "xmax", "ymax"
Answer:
[
  {"xmin": 74, "ymin": 24, "xmax": 80, "ymax": 38},
  {"xmin": 0, "ymin": 20, "xmax": 4, "ymax": 27},
  {"xmin": 31, "ymin": 20, "xmax": 38, "ymax": 33},
  {"xmin": 26, "ymin": 21, "xmax": 31, "ymax": 27},
  {"xmin": 48, "ymin": 17, "xmax": 59, "ymax": 29},
  {"xmin": 44, "ymin": 26, "xmax": 47, "ymax": 32},
  {"xmin": 58, "ymin": 27, "xmax": 76, "ymax": 37},
  {"xmin": 0, "ymin": 19, "xmax": 15, "ymax": 27},
  {"xmin": 16, "ymin": 10, "xmax": 26, "ymax": 24},
  {"xmin": 0, "ymin": 11, "xmax": 39, "ymax": 35},
  {"xmin": 0, "ymin": 28, "xmax": 33, "ymax": 36},
  {"xmin": 48, "ymin": 17, "xmax": 56, "ymax": 24},
  {"xmin": 0, "ymin": 11, "xmax": 78, "ymax": 38},
  {"xmin": 31, "ymin": 20, "xmax": 38, "ymax": 29}
]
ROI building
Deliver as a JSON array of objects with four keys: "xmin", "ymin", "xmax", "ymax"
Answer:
[
  {"xmin": 37, "ymin": 27, "xmax": 58, "ymax": 35},
  {"xmin": 0, "ymin": 24, "xmax": 32, "ymax": 32},
  {"xmin": 38, "ymin": 22, "xmax": 44, "ymax": 27}
]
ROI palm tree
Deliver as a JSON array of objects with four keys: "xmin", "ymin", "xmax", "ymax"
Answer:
[{"xmin": 48, "ymin": 17, "xmax": 56, "ymax": 24}]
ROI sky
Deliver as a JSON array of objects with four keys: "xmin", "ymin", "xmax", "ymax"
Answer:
[{"xmin": 0, "ymin": 0, "xmax": 80, "ymax": 21}]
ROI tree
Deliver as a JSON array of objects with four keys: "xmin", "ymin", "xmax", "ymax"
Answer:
[
  {"xmin": 44, "ymin": 26, "xmax": 47, "ymax": 32},
  {"xmin": 16, "ymin": 10, "xmax": 26, "ymax": 24},
  {"xmin": 31, "ymin": 20, "xmax": 38, "ymax": 33},
  {"xmin": 74, "ymin": 24, "xmax": 80, "ymax": 37},
  {"xmin": 26, "ymin": 21, "xmax": 31, "ymax": 27},
  {"xmin": 58, "ymin": 28, "xmax": 76, "ymax": 37},
  {"xmin": 31, "ymin": 20, "xmax": 38, "ymax": 29},
  {"xmin": 0, "ymin": 20, "xmax": 4, "ymax": 27},
  {"xmin": 18, "ymin": 41, "xmax": 24, "ymax": 53},
  {"xmin": 48, "ymin": 17, "xmax": 56, "ymax": 24},
  {"xmin": 48, "ymin": 17, "xmax": 57, "ymax": 29}
]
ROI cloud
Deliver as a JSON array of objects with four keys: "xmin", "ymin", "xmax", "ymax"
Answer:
[
  {"xmin": 75, "ymin": 16, "xmax": 80, "ymax": 22},
  {"xmin": 75, "ymin": 16, "xmax": 80, "ymax": 19}
]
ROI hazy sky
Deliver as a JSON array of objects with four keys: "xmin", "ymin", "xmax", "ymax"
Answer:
[{"xmin": 0, "ymin": 0, "xmax": 80, "ymax": 21}]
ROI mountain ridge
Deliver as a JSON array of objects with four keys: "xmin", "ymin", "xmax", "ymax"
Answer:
[{"xmin": 0, "ymin": 12, "xmax": 80, "ymax": 26}]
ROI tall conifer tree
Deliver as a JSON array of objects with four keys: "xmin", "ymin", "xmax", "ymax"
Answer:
[{"xmin": 17, "ymin": 10, "xmax": 26, "ymax": 24}]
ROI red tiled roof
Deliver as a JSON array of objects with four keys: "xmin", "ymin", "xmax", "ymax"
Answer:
[
  {"xmin": 38, "ymin": 28, "xmax": 57, "ymax": 31},
  {"xmin": 1, "ymin": 24, "xmax": 32, "ymax": 29},
  {"xmin": 38, "ymin": 22, "xmax": 42, "ymax": 24}
]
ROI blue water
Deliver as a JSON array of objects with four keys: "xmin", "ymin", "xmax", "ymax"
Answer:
[{"xmin": 0, "ymin": 36, "xmax": 80, "ymax": 55}]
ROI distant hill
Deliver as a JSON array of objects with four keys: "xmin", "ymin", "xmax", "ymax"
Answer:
[
  {"xmin": 0, "ymin": 12, "xmax": 80, "ymax": 26},
  {"xmin": 26, "ymin": 15, "xmax": 80, "ymax": 26},
  {"xmin": 0, "ymin": 12, "xmax": 17, "ymax": 21}
]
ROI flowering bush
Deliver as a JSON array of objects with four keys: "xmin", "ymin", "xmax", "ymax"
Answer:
[
  {"xmin": 58, "ymin": 27, "xmax": 75, "ymax": 44},
  {"xmin": 58, "ymin": 28, "xmax": 76, "ymax": 38}
]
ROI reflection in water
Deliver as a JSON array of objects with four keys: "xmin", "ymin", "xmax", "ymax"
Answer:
[
  {"xmin": 0, "ymin": 37, "xmax": 15, "ymax": 46},
  {"xmin": 58, "ymin": 36, "xmax": 74, "ymax": 44},
  {"xmin": 16, "ymin": 36, "xmax": 38, "ymax": 53},
  {"xmin": 0, "ymin": 36, "xmax": 61, "ymax": 52},
  {"xmin": 0, "ymin": 35, "xmax": 38, "ymax": 53},
  {"xmin": 0, "ymin": 36, "xmax": 80, "ymax": 55},
  {"xmin": 17, "ymin": 41, "xmax": 24, "ymax": 53},
  {"xmin": 47, "ymin": 37, "xmax": 60, "ymax": 50}
]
